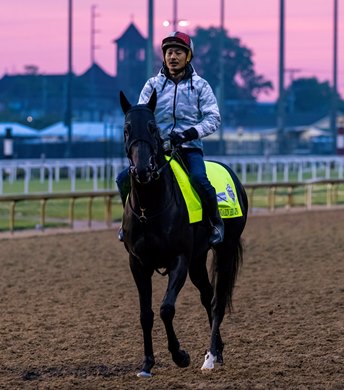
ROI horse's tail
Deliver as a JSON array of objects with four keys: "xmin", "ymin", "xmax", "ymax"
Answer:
[{"xmin": 210, "ymin": 235, "xmax": 244, "ymax": 313}]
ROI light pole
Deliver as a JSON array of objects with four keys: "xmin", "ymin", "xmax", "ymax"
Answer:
[
  {"xmin": 65, "ymin": 0, "xmax": 73, "ymax": 158},
  {"xmin": 218, "ymin": 0, "xmax": 225, "ymax": 155},
  {"xmin": 90, "ymin": 4, "xmax": 100, "ymax": 65},
  {"xmin": 330, "ymin": 0, "xmax": 338, "ymax": 154},
  {"xmin": 163, "ymin": 0, "xmax": 188, "ymax": 30},
  {"xmin": 173, "ymin": 0, "xmax": 178, "ymax": 30},
  {"xmin": 276, "ymin": 0, "xmax": 285, "ymax": 155},
  {"xmin": 147, "ymin": 0, "xmax": 154, "ymax": 78}
]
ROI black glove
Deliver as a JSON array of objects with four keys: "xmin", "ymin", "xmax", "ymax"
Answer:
[{"xmin": 169, "ymin": 128, "xmax": 198, "ymax": 147}]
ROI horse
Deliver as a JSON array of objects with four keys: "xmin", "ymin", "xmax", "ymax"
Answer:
[{"xmin": 119, "ymin": 89, "xmax": 248, "ymax": 377}]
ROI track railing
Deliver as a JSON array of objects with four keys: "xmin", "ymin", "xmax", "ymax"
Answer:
[
  {"xmin": 0, "ymin": 179, "xmax": 343, "ymax": 233},
  {"xmin": 245, "ymin": 179, "xmax": 344, "ymax": 213},
  {"xmin": 0, "ymin": 190, "xmax": 119, "ymax": 233}
]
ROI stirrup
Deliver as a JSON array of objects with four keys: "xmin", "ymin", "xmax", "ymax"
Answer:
[{"xmin": 118, "ymin": 226, "xmax": 124, "ymax": 242}]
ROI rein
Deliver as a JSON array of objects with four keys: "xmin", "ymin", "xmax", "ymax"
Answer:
[
  {"xmin": 155, "ymin": 147, "xmax": 179, "ymax": 177},
  {"xmin": 124, "ymin": 104, "xmax": 185, "ymax": 225},
  {"xmin": 128, "ymin": 148, "xmax": 180, "ymax": 224}
]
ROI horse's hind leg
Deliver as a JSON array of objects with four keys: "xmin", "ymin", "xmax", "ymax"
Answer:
[
  {"xmin": 189, "ymin": 251, "xmax": 213, "ymax": 324},
  {"xmin": 160, "ymin": 255, "xmax": 190, "ymax": 368},
  {"xmin": 202, "ymin": 237, "xmax": 242, "ymax": 370},
  {"xmin": 189, "ymin": 251, "xmax": 224, "ymax": 363},
  {"xmin": 129, "ymin": 256, "xmax": 155, "ymax": 377}
]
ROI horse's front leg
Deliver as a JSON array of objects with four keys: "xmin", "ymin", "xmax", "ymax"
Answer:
[
  {"xmin": 129, "ymin": 255, "xmax": 155, "ymax": 377},
  {"xmin": 160, "ymin": 255, "xmax": 190, "ymax": 368}
]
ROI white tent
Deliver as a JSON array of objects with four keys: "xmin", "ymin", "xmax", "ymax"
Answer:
[
  {"xmin": 312, "ymin": 113, "xmax": 344, "ymax": 130},
  {"xmin": 0, "ymin": 122, "xmax": 39, "ymax": 137},
  {"xmin": 40, "ymin": 121, "xmax": 122, "ymax": 141},
  {"xmin": 300, "ymin": 127, "xmax": 330, "ymax": 141}
]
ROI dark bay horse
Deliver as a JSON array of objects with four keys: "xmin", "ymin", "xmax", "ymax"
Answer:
[{"xmin": 119, "ymin": 89, "xmax": 248, "ymax": 377}]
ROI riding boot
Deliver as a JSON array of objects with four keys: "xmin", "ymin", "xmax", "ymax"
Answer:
[{"xmin": 202, "ymin": 189, "xmax": 225, "ymax": 246}]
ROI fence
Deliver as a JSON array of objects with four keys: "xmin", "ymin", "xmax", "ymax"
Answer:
[
  {"xmin": 0, "ymin": 179, "xmax": 343, "ymax": 234},
  {"xmin": 0, "ymin": 190, "xmax": 118, "ymax": 233},
  {"xmin": 1, "ymin": 156, "xmax": 344, "ymax": 194},
  {"xmin": 245, "ymin": 179, "xmax": 344, "ymax": 213}
]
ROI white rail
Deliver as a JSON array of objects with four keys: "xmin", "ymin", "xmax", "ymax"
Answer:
[{"xmin": 0, "ymin": 156, "xmax": 344, "ymax": 194}]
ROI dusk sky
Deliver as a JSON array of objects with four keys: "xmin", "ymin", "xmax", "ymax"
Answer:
[{"xmin": 1, "ymin": 0, "xmax": 343, "ymax": 101}]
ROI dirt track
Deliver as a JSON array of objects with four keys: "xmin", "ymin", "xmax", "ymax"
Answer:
[{"xmin": 0, "ymin": 210, "xmax": 343, "ymax": 389}]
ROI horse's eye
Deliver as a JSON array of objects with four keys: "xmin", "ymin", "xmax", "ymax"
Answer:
[{"xmin": 148, "ymin": 120, "xmax": 156, "ymax": 134}]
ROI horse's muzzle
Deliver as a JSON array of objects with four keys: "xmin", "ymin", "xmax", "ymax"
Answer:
[{"xmin": 130, "ymin": 164, "xmax": 158, "ymax": 184}]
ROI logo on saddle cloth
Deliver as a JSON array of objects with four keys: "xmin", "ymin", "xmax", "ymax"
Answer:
[{"xmin": 169, "ymin": 158, "xmax": 243, "ymax": 223}]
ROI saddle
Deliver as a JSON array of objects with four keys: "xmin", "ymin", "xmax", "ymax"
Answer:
[{"xmin": 167, "ymin": 157, "xmax": 243, "ymax": 224}]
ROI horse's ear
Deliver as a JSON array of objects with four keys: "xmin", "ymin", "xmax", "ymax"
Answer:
[
  {"xmin": 119, "ymin": 91, "xmax": 132, "ymax": 114},
  {"xmin": 147, "ymin": 89, "xmax": 157, "ymax": 112}
]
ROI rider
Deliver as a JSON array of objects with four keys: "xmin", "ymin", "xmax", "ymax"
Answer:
[{"xmin": 116, "ymin": 31, "xmax": 224, "ymax": 245}]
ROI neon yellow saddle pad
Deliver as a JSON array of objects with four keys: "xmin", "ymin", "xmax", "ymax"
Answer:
[{"xmin": 168, "ymin": 158, "xmax": 243, "ymax": 223}]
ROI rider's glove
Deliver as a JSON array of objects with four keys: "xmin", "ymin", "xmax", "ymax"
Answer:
[{"xmin": 169, "ymin": 128, "xmax": 198, "ymax": 147}]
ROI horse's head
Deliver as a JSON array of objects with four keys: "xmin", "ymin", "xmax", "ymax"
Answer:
[{"xmin": 120, "ymin": 89, "xmax": 163, "ymax": 184}]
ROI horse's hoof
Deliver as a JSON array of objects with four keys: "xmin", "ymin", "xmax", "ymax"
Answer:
[
  {"xmin": 201, "ymin": 351, "xmax": 217, "ymax": 371},
  {"xmin": 172, "ymin": 349, "xmax": 190, "ymax": 368},
  {"xmin": 137, "ymin": 371, "xmax": 152, "ymax": 378},
  {"xmin": 140, "ymin": 355, "xmax": 155, "ymax": 375},
  {"xmin": 216, "ymin": 342, "xmax": 224, "ymax": 364},
  {"xmin": 216, "ymin": 352, "xmax": 224, "ymax": 365}
]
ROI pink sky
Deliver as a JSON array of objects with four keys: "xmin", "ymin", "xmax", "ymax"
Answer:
[{"xmin": 0, "ymin": 0, "xmax": 343, "ymax": 101}]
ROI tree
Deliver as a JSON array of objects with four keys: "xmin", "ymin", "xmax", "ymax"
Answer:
[
  {"xmin": 24, "ymin": 65, "xmax": 39, "ymax": 75},
  {"xmin": 191, "ymin": 27, "xmax": 273, "ymax": 101},
  {"xmin": 154, "ymin": 27, "xmax": 273, "ymax": 102},
  {"xmin": 286, "ymin": 77, "xmax": 339, "ymax": 112}
]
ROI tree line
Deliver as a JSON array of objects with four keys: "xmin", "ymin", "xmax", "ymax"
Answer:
[{"xmin": 154, "ymin": 27, "xmax": 343, "ymax": 113}]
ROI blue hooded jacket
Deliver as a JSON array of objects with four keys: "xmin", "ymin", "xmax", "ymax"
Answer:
[{"xmin": 138, "ymin": 64, "xmax": 221, "ymax": 151}]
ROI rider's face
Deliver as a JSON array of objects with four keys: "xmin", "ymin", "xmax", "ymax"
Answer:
[{"xmin": 164, "ymin": 46, "xmax": 188, "ymax": 74}]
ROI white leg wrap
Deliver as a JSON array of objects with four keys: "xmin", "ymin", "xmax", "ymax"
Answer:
[
  {"xmin": 137, "ymin": 371, "xmax": 152, "ymax": 378},
  {"xmin": 201, "ymin": 351, "xmax": 217, "ymax": 371}
]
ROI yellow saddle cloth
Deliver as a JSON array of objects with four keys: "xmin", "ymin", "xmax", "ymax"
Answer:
[{"xmin": 169, "ymin": 158, "xmax": 243, "ymax": 223}]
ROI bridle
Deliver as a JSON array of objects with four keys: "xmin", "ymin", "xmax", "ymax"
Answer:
[
  {"xmin": 124, "ymin": 106, "xmax": 180, "ymax": 223},
  {"xmin": 124, "ymin": 106, "xmax": 178, "ymax": 184}
]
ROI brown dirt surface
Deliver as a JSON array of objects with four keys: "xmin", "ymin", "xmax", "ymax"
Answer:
[{"xmin": 0, "ymin": 210, "xmax": 343, "ymax": 389}]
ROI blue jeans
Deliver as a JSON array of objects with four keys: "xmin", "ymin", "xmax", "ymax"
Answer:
[
  {"xmin": 179, "ymin": 148, "xmax": 216, "ymax": 200},
  {"xmin": 116, "ymin": 167, "xmax": 130, "ymax": 206}
]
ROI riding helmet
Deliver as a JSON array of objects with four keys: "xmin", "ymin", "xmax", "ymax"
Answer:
[{"xmin": 161, "ymin": 31, "xmax": 194, "ymax": 62}]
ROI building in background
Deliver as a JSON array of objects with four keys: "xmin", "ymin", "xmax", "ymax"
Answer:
[
  {"xmin": 1, "ymin": 21, "xmax": 342, "ymax": 158},
  {"xmin": 0, "ymin": 23, "xmax": 147, "ymax": 128},
  {"xmin": 114, "ymin": 23, "xmax": 147, "ymax": 103}
]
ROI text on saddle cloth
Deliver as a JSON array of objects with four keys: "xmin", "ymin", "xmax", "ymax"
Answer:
[{"xmin": 168, "ymin": 157, "xmax": 243, "ymax": 223}]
